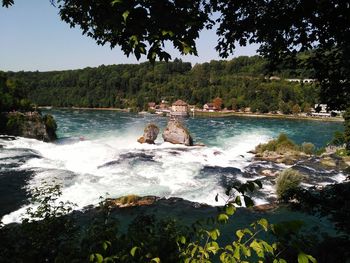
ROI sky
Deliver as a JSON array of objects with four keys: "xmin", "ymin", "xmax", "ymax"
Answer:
[{"xmin": 0, "ymin": 0, "xmax": 258, "ymax": 72}]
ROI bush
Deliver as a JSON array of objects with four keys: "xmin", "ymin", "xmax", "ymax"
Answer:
[
  {"xmin": 300, "ymin": 142, "xmax": 315, "ymax": 155},
  {"xmin": 330, "ymin": 131, "xmax": 345, "ymax": 146},
  {"xmin": 276, "ymin": 169, "xmax": 304, "ymax": 201},
  {"xmin": 5, "ymin": 113, "xmax": 24, "ymax": 135},
  {"xmin": 43, "ymin": 114, "xmax": 57, "ymax": 140},
  {"xmin": 255, "ymin": 133, "xmax": 297, "ymax": 153},
  {"xmin": 344, "ymin": 108, "xmax": 350, "ymax": 152}
]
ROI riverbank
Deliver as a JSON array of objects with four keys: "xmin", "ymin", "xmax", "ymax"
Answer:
[
  {"xmin": 38, "ymin": 106, "xmax": 130, "ymax": 112},
  {"xmin": 193, "ymin": 110, "xmax": 344, "ymax": 122},
  {"xmin": 39, "ymin": 106, "xmax": 344, "ymax": 122}
]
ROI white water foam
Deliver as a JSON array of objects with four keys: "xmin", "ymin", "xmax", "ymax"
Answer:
[{"xmin": 1, "ymin": 130, "xmax": 273, "ymax": 224}]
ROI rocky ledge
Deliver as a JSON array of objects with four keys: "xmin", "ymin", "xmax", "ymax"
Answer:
[
  {"xmin": 254, "ymin": 149, "xmax": 309, "ymax": 165},
  {"xmin": 105, "ymin": 195, "xmax": 159, "ymax": 208},
  {"xmin": 0, "ymin": 111, "xmax": 57, "ymax": 142}
]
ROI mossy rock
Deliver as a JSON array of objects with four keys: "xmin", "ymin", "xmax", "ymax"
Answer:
[
  {"xmin": 0, "ymin": 112, "xmax": 57, "ymax": 142},
  {"xmin": 105, "ymin": 195, "xmax": 157, "ymax": 208},
  {"xmin": 320, "ymin": 157, "xmax": 337, "ymax": 167}
]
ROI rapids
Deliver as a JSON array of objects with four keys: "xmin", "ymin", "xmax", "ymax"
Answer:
[{"xmin": 0, "ymin": 109, "xmax": 345, "ymax": 224}]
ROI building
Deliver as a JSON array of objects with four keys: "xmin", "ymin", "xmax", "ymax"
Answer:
[
  {"xmin": 203, "ymin": 103, "xmax": 218, "ymax": 112},
  {"xmin": 148, "ymin": 102, "xmax": 156, "ymax": 110},
  {"xmin": 311, "ymin": 104, "xmax": 331, "ymax": 117},
  {"xmin": 171, "ymin": 99, "xmax": 188, "ymax": 116},
  {"xmin": 159, "ymin": 102, "xmax": 169, "ymax": 110},
  {"xmin": 269, "ymin": 76, "xmax": 281, "ymax": 81},
  {"xmin": 286, "ymin": 78, "xmax": 317, "ymax": 83}
]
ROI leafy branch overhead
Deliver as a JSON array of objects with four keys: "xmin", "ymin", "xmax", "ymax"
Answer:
[
  {"xmin": 2, "ymin": 0, "xmax": 349, "ymax": 109},
  {"xmin": 58, "ymin": 0, "xmax": 210, "ymax": 62}
]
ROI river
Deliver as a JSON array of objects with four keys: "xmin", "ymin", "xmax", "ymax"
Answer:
[{"xmin": 0, "ymin": 109, "xmax": 344, "ymax": 224}]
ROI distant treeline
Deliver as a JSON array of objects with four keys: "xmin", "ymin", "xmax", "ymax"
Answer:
[
  {"xmin": 0, "ymin": 72, "xmax": 32, "ymax": 112},
  {"xmin": 5, "ymin": 56, "xmax": 319, "ymax": 113}
]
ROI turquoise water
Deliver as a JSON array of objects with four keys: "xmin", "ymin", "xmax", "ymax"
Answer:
[
  {"xmin": 0, "ymin": 109, "xmax": 344, "ymax": 223},
  {"xmin": 51, "ymin": 109, "xmax": 342, "ymax": 148}
]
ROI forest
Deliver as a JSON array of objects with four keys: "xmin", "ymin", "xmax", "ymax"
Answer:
[{"xmin": 4, "ymin": 56, "xmax": 319, "ymax": 113}]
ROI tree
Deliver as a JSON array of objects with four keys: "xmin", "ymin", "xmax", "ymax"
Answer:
[
  {"xmin": 303, "ymin": 103, "xmax": 312, "ymax": 114},
  {"xmin": 292, "ymin": 104, "xmax": 301, "ymax": 115},
  {"xmin": 3, "ymin": 0, "xmax": 350, "ymax": 146},
  {"xmin": 212, "ymin": 97, "xmax": 223, "ymax": 110},
  {"xmin": 3, "ymin": 1, "xmax": 350, "ymax": 108},
  {"xmin": 231, "ymin": 98, "xmax": 237, "ymax": 111},
  {"xmin": 344, "ymin": 109, "xmax": 350, "ymax": 152}
]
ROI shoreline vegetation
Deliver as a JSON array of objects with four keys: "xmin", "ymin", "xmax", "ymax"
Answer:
[{"xmin": 39, "ymin": 106, "xmax": 344, "ymax": 122}]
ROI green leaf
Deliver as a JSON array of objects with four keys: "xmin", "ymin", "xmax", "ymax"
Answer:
[
  {"xmin": 89, "ymin": 254, "xmax": 95, "ymax": 262},
  {"xmin": 122, "ymin": 10, "xmax": 130, "ymax": 22},
  {"xmin": 241, "ymin": 246, "xmax": 251, "ymax": 257},
  {"xmin": 111, "ymin": 0, "xmax": 123, "ymax": 5},
  {"xmin": 307, "ymin": 255, "xmax": 317, "ymax": 263},
  {"xmin": 235, "ymin": 196, "xmax": 242, "ymax": 206},
  {"xmin": 208, "ymin": 229, "xmax": 220, "ymax": 240},
  {"xmin": 94, "ymin": 254, "xmax": 103, "ymax": 263},
  {"xmin": 151, "ymin": 258, "xmax": 161, "ymax": 263},
  {"xmin": 130, "ymin": 246, "xmax": 139, "ymax": 257},
  {"xmin": 179, "ymin": 236, "xmax": 186, "ymax": 244},
  {"xmin": 191, "ymin": 245, "xmax": 198, "ymax": 256},
  {"xmin": 243, "ymin": 196, "xmax": 254, "ymax": 207},
  {"xmin": 236, "ymin": 229, "xmax": 244, "ymax": 240},
  {"xmin": 233, "ymin": 245, "xmax": 240, "ymax": 259},
  {"xmin": 218, "ymin": 213, "xmax": 229, "ymax": 223},
  {"xmin": 207, "ymin": 241, "xmax": 219, "ymax": 254},
  {"xmin": 250, "ymin": 240, "xmax": 264, "ymax": 258},
  {"xmin": 225, "ymin": 245, "xmax": 233, "ymax": 252},
  {"xmin": 260, "ymin": 241, "xmax": 273, "ymax": 254},
  {"xmin": 258, "ymin": 218, "xmax": 269, "ymax": 231},
  {"xmin": 225, "ymin": 204, "xmax": 236, "ymax": 215},
  {"xmin": 161, "ymin": 30, "xmax": 174, "ymax": 37},
  {"xmin": 298, "ymin": 252, "xmax": 309, "ymax": 263},
  {"xmin": 102, "ymin": 241, "xmax": 111, "ymax": 251}
]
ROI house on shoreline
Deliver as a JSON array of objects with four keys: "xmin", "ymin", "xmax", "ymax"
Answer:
[
  {"xmin": 171, "ymin": 99, "xmax": 188, "ymax": 117},
  {"xmin": 203, "ymin": 103, "xmax": 218, "ymax": 112}
]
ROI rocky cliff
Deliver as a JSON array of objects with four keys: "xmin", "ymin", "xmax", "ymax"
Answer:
[{"xmin": 0, "ymin": 111, "xmax": 57, "ymax": 142}]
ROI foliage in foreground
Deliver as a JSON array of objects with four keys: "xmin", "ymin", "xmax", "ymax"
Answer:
[
  {"xmin": 280, "ymin": 180, "xmax": 350, "ymax": 262},
  {"xmin": 0, "ymin": 181, "xmax": 320, "ymax": 263},
  {"xmin": 90, "ymin": 180, "xmax": 316, "ymax": 263}
]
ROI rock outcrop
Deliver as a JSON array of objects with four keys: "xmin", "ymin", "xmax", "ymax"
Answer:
[
  {"xmin": 254, "ymin": 150, "xmax": 308, "ymax": 165},
  {"xmin": 105, "ymin": 195, "xmax": 158, "ymax": 208},
  {"xmin": 0, "ymin": 111, "xmax": 57, "ymax": 142},
  {"xmin": 137, "ymin": 123, "xmax": 159, "ymax": 144},
  {"xmin": 162, "ymin": 119, "xmax": 193, "ymax": 146}
]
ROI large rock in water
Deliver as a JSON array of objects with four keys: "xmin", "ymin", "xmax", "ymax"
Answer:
[
  {"xmin": 137, "ymin": 123, "xmax": 159, "ymax": 144},
  {"xmin": 162, "ymin": 119, "xmax": 193, "ymax": 146},
  {"xmin": 0, "ymin": 111, "xmax": 57, "ymax": 142}
]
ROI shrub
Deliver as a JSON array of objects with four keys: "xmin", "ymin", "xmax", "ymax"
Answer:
[
  {"xmin": 343, "ymin": 108, "xmax": 350, "ymax": 152},
  {"xmin": 330, "ymin": 131, "xmax": 345, "ymax": 146},
  {"xmin": 255, "ymin": 133, "xmax": 297, "ymax": 153},
  {"xmin": 276, "ymin": 169, "xmax": 304, "ymax": 201},
  {"xmin": 301, "ymin": 142, "xmax": 315, "ymax": 155},
  {"xmin": 5, "ymin": 113, "xmax": 24, "ymax": 135},
  {"xmin": 43, "ymin": 114, "xmax": 57, "ymax": 140}
]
